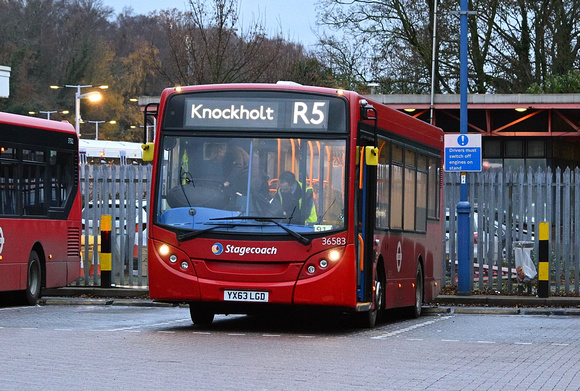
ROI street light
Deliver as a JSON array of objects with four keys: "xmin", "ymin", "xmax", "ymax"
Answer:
[
  {"xmin": 87, "ymin": 120, "xmax": 116, "ymax": 140},
  {"xmin": 28, "ymin": 110, "xmax": 70, "ymax": 120},
  {"xmin": 50, "ymin": 85, "xmax": 108, "ymax": 134},
  {"xmin": 129, "ymin": 124, "xmax": 155, "ymax": 143}
]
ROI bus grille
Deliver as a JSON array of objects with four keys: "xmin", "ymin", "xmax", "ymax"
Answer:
[{"xmin": 67, "ymin": 227, "xmax": 81, "ymax": 257}]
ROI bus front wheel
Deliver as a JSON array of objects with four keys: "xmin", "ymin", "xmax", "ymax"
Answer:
[
  {"xmin": 25, "ymin": 250, "xmax": 42, "ymax": 305},
  {"xmin": 357, "ymin": 268, "xmax": 384, "ymax": 328},
  {"xmin": 189, "ymin": 304, "xmax": 215, "ymax": 326}
]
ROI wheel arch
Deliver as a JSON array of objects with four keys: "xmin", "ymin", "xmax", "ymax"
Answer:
[
  {"xmin": 416, "ymin": 253, "xmax": 425, "ymax": 304},
  {"xmin": 31, "ymin": 241, "xmax": 47, "ymax": 289},
  {"xmin": 376, "ymin": 254, "xmax": 386, "ymax": 310}
]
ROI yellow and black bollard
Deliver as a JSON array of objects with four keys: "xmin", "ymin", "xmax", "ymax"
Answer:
[
  {"xmin": 537, "ymin": 222, "xmax": 549, "ymax": 298},
  {"xmin": 100, "ymin": 215, "xmax": 112, "ymax": 288}
]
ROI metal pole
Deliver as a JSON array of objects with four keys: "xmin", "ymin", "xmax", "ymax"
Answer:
[
  {"xmin": 39, "ymin": 110, "xmax": 57, "ymax": 120},
  {"xmin": 429, "ymin": 0, "xmax": 438, "ymax": 125},
  {"xmin": 66, "ymin": 84, "xmax": 92, "ymax": 135},
  {"xmin": 457, "ymin": 0, "xmax": 472, "ymax": 295},
  {"xmin": 75, "ymin": 90, "xmax": 81, "ymax": 135},
  {"xmin": 88, "ymin": 120, "xmax": 105, "ymax": 140}
]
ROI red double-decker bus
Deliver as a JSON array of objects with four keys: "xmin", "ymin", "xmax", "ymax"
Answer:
[
  {"xmin": 0, "ymin": 112, "xmax": 81, "ymax": 304},
  {"xmin": 145, "ymin": 83, "xmax": 443, "ymax": 327}
]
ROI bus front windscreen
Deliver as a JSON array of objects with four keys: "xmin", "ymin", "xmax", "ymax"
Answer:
[{"xmin": 156, "ymin": 136, "xmax": 346, "ymax": 238}]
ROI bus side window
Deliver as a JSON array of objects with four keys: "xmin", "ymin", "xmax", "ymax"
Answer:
[{"xmin": 0, "ymin": 162, "xmax": 18, "ymax": 215}]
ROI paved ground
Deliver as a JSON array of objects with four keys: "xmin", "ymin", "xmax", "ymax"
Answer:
[
  {"xmin": 41, "ymin": 287, "xmax": 580, "ymax": 316},
  {"xmin": 4, "ymin": 296, "xmax": 580, "ymax": 390}
]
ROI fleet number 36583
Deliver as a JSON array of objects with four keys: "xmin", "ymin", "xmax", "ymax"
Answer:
[{"xmin": 322, "ymin": 236, "xmax": 346, "ymax": 246}]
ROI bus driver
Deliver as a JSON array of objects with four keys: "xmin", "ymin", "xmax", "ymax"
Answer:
[{"xmin": 272, "ymin": 171, "xmax": 317, "ymax": 225}]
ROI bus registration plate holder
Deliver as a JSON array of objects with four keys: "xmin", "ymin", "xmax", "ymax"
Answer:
[{"xmin": 224, "ymin": 290, "xmax": 269, "ymax": 302}]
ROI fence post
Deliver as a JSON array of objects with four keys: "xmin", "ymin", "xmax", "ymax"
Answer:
[
  {"xmin": 100, "ymin": 214, "xmax": 112, "ymax": 288},
  {"xmin": 538, "ymin": 222, "xmax": 549, "ymax": 298}
]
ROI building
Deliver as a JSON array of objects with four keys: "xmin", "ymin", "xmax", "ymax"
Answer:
[
  {"xmin": 0, "ymin": 65, "xmax": 10, "ymax": 98},
  {"xmin": 139, "ymin": 92, "xmax": 580, "ymax": 170},
  {"xmin": 79, "ymin": 139, "xmax": 143, "ymax": 165},
  {"xmin": 367, "ymin": 93, "xmax": 580, "ymax": 170}
]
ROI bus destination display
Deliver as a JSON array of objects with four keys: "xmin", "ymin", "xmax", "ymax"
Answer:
[{"xmin": 184, "ymin": 98, "xmax": 330, "ymax": 130}]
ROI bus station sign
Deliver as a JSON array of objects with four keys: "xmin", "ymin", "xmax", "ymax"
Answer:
[{"xmin": 444, "ymin": 134, "xmax": 482, "ymax": 172}]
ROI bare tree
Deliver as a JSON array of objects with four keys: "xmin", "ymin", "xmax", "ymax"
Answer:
[
  {"xmin": 142, "ymin": 0, "xmax": 292, "ymax": 86},
  {"xmin": 0, "ymin": 0, "xmax": 114, "ymax": 112},
  {"xmin": 317, "ymin": 0, "xmax": 580, "ymax": 94}
]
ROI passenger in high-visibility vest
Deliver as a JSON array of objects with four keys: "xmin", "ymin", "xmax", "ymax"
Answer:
[
  {"xmin": 273, "ymin": 171, "xmax": 317, "ymax": 225},
  {"xmin": 181, "ymin": 149, "xmax": 189, "ymax": 184}
]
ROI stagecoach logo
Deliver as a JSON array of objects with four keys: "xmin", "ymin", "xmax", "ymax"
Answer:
[
  {"xmin": 0, "ymin": 226, "xmax": 4, "ymax": 255},
  {"xmin": 211, "ymin": 242, "xmax": 278, "ymax": 257},
  {"xmin": 211, "ymin": 243, "xmax": 224, "ymax": 255}
]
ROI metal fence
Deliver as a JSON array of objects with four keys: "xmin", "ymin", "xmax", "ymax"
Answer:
[
  {"xmin": 444, "ymin": 166, "xmax": 580, "ymax": 295},
  {"xmin": 74, "ymin": 163, "xmax": 580, "ymax": 295},
  {"xmin": 75, "ymin": 164, "xmax": 152, "ymax": 287}
]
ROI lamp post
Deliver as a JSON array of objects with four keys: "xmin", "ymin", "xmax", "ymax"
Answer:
[
  {"xmin": 50, "ymin": 85, "xmax": 108, "ymax": 135},
  {"xmin": 87, "ymin": 120, "xmax": 105, "ymax": 140},
  {"xmin": 133, "ymin": 124, "xmax": 155, "ymax": 143},
  {"xmin": 40, "ymin": 110, "xmax": 57, "ymax": 119},
  {"xmin": 457, "ymin": 0, "xmax": 476, "ymax": 295},
  {"xmin": 87, "ymin": 120, "xmax": 116, "ymax": 140},
  {"xmin": 28, "ymin": 110, "xmax": 70, "ymax": 120}
]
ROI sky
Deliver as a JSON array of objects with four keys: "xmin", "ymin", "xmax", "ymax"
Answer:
[{"xmin": 101, "ymin": 0, "xmax": 321, "ymax": 48}]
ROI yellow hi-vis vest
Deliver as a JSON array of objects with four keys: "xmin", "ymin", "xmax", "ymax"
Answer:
[{"xmin": 277, "ymin": 181, "xmax": 317, "ymax": 224}]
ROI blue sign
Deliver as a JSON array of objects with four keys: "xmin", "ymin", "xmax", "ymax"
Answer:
[{"xmin": 444, "ymin": 134, "xmax": 482, "ymax": 172}]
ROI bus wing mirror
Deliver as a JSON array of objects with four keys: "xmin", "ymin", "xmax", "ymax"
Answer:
[
  {"xmin": 361, "ymin": 106, "xmax": 377, "ymax": 121},
  {"xmin": 142, "ymin": 142, "xmax": 155, "ymax": 162}
]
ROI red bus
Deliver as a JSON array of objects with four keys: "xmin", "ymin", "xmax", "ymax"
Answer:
[
  {"xmin": 0, "ymin": 112, "xmax": 81, "ymax": 304},
  {"xmin": 145, "ymin": 83, "xmax": 443, "ymax": 327}
]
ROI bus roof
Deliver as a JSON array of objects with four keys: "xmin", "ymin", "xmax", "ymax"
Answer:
[
  {"xmin": 0, "ymin": 111, "xmax": 76, "ymax": 134},
  {"xmin": 157, "ymin": 83, "xmax": 443, "ymax": 149},
  {"xmin": 365, "ymin": 95, "xmax": 443, "ymax": 150},
  {"xmin": 160, "ymin": 83, "xmax": 350, "ymax": 99}
]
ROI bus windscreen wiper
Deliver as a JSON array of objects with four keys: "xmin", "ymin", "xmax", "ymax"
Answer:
[
  {"xmin": 210, "ymin": 216, "xmax": 312, "ymax": 246},
  {"xmin": 176, "ymin": 222, "xmax": 236, "ymax": 242}
]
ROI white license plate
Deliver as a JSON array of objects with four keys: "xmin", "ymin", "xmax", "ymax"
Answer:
[{"xmin": 224, "ymin": 290, "xmax": 269, "ymax": 302}]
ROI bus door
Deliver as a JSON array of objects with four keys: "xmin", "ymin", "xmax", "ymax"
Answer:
[{"xmin": 355, "ymin": 137, "xmax": 378, "ymax": 304}]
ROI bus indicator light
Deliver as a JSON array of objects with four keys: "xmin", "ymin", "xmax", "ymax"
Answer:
[
  {"xmin": 169, "ymin": 254, "xmax": 178, "ymax": 263},
  {"xmin": 307, "ymin": 265, "xmax": 316, "ymax": 274},
  {"xmin": 319, "ymin": 260, "xmax": 328, "ymax": 268},
  {"xmin": 181, "ymin": 261, "xmax": 189, "ymax": 270}
]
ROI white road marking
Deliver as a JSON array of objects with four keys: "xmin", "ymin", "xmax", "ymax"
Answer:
[{"xmin": 371, "ymin": 316, "xmax": 452, "ymax": 339}]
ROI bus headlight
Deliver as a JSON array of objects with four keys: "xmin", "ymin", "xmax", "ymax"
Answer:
[
  {"xmin": 155, "ymin": 242, "xmax": 196, "ymax": 276},
  {"xmin": 299, "ymin": 247, "xmax": 345, "ymax": 280},
  {"xmin": 159, "ymin": 244, "xmax": 170, "ymax": 256},
  {"xmin": 328, "ymin": 250, "xmax": 341, "ymax": 261}
]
